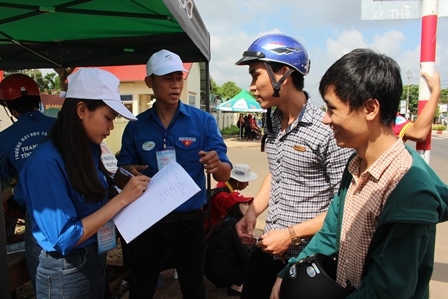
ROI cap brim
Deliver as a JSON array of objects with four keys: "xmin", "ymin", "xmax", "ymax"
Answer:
[
  {"xmin": 152, "ymin": 66, "xmax": 188, "ymax": 76},
  {"xmin": 235, "ymin": 56, "xmax": 259, "ymax": 66},
  {"xmin": 230, "ymin": 172, "xmax": 258, "ymax": 182},
  {"xmin": 104, "ymin": 99, "xmax": 137, "ymax": 121}
]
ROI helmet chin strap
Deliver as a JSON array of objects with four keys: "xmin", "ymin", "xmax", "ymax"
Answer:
[
  {"xmin": 264, "ymin": 62, "xmax": 294, "ymax": 98},
  {"xmin": 261, "ymin": 62, "xmax": 294, "ymax": 152}
]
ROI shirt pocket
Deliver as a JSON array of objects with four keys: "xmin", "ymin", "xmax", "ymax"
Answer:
[{"xmin": 174, "ymin": 136, "xmax": 202, "ymax": 164}]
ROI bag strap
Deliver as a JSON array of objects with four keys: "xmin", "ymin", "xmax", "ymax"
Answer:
[{"xmin": 210, "ymin": 186, "xmax": 230, "ymax": 198}]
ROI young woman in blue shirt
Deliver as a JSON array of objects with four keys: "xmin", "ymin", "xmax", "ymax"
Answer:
[{"xmin": 16, "ymin": 68, "xmax": 149, "ymax": 299}]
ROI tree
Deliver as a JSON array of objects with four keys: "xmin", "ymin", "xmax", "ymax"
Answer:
[
  {"xmin": 4, "ymin": 69, "xmax": 59, "ymax": 94},
  {"xmin": 220, "ymin": 81, "xmax": 241, "ymax": 100},
  {"xmin": 404, "ymin": 84, "xmax": 448, "ymax": 119},
  {"xmin": 440, "ymin": 88, "xmax": 448, "ymax": 104},
  {"xmin": 406, "ymin": 84, "xmax": 420, "ymax": 116},
  {"xmin": 210, "ymin": 77, "xmax": 221, "ymax": 97}
]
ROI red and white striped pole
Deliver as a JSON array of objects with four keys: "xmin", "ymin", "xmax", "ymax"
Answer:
[{"xmin": 416, "ymin": 0, "xmax": 439, "ymax": 164}]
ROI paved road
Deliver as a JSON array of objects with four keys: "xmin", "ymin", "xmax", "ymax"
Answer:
[{"xmin": 223, "ymin": 134, "xmax": 448, "ymax": 298}]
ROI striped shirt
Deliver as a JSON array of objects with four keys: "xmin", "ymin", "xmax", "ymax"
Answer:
[
  {"xmin": 336, "ymin": 139, "xmax": 412, "ymax": 288},
  {"xmin": 264, "ymin": 96, "xmax": 353, "ymax": 258}
]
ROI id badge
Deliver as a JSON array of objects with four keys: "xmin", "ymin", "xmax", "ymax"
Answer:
[
  {"xmin": 156, "ymin": 147, "xmax": 176, "ymax": 171},
  {"xmin": 97, "ymin": 220, "xmax": 117, "ymax": 254}
]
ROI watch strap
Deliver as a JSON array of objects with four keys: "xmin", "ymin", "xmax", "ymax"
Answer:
[{"xmin": 288, "ymin": 226, "xmax": 297, "ymax": 238}]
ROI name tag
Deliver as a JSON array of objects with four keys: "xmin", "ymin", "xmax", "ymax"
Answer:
[
  {"xmin": 156, "ymin": 147, "xmax": 176, "ymax": 171},
  {"xmin": 97, "ymin": 220, "xmax": 117, "ymax": 254}
]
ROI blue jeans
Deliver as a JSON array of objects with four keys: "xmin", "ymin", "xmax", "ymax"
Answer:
[
  {"xmin": 128, "ymin": 219, "xmax": 206, "ymax": 299},
  {"xmin": 25, "ymin": 212, "xmax": 41, "ymax": 291},
  {"xmin": 36, "ymin": 243, "xmax": 106, "ymax": 299}
]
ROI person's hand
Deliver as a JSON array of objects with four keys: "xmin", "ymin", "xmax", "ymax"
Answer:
[
  {"xmin": 421, "ymin": 70, "xmax": 441, "ymax": 94},
  {"xmin": 259, "ymin": 228, "xmax": 291, "ymax": 257},
  {"xmin": 118, "ymin": 175, "xmax": 150, "ymax": 205},
  {"xmin": 270, "ymin": 277, "xmax": 283, "ymax": 299},
  {"xmin": 198, "ymin": 150, "xmax": 221, "ymax": 174},
  {"xmin": 236, "ymin": 211, "xmax": 257, "ymax": 245},
  {"xmin": 125, "ymin": 164, "xmax": 149, "ymax": 176},
  {"xmin": 114, "ymin": 164, "xmax": 148, "ymax": 189},
  {"xmin": 53, "ymin": 67, "xmax": 74, "ymax": 91}
]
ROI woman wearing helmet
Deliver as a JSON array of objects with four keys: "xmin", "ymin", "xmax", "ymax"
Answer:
[{"xmin": 234, "ymin": 33, "xmax": 353, "ymax": 299}]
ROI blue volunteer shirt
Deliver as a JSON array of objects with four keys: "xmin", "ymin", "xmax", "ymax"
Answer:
[
  {"xmin": 118, "ymin": 101, "xmax": 230, "ymax": 212},
  {"xmin": 15, "ymin": 141, "xmax": 108, "ymax": 254},
  {"xmin": 0, "ymin": 111, "xmax": 55, "ymax": 179}
]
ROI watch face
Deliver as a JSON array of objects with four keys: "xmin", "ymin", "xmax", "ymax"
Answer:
[{"xmin": 291, "ymin": 238, "xmax": 301, "ymax": 246}]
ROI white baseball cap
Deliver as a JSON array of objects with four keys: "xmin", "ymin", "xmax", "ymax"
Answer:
[
  {"xmin": 230, "ymin": 164, "xmax": 258, "ymax": 182},
  {"xmin": 66, "ymin": 68, "xmax": 137, "ymax": 121},
  {"xmin": 146, "ymin": 49, "xmax": 188, "ymax": 76}
]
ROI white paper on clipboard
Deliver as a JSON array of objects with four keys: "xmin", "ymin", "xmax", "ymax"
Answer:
[{"xmin": 113, "ymin": 161, "xmax": 200, "ymax": 243}]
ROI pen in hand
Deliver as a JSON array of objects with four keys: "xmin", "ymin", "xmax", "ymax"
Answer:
[{"xmin": 118, "ymin": 167, "xmax": 135, "ymax": 178}]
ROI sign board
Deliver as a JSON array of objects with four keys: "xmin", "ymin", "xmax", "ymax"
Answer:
[
  {"xmin": 362, "ymin": 0, "xmax": 448, "ymax": 20},
  {"xmin": 439, "ymin": 103, "xmax": 448, "ymax": 113},
  {"xmin": 400, "ymin": 100, "xmax": 407, "ymax": 108},
  {"xmin": 400, "ymin": 100, "xmax": 407, "ymax": 114}
]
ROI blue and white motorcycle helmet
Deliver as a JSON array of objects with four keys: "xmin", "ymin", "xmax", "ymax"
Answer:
[{"xmin": 235, "ymin": 33, "xmax": 310, "ymax": 76}]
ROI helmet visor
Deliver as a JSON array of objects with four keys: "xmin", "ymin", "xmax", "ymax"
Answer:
[{"xmin": 235, "ymin": 51, "xmax": 265, "ymax": 65}]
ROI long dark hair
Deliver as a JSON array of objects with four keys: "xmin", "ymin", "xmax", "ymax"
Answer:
[
  {"xmin": 206, "ymin": 203, "xmax": 244, "ymax": 240},
  {"xmin": 49, "ymin": 98, "xmax": 108, "ymax": 202}
]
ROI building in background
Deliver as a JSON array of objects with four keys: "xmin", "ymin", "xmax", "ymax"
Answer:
[{"xmin": 0, "ymin": 63, "xmax": 202, "ymax": 154}]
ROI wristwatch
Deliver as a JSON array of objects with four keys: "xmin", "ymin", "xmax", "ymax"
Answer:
[{"xmin": 288, "ymin": 226, "xmax": 302, "ymax": 246}]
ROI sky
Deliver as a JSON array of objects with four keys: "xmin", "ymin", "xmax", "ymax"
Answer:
[{"xmin": 193, "ymin": 0, "xmax": 448, "ymax": 106}]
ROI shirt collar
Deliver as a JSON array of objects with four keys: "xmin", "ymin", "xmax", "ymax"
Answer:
[
  {"xmin": 17, "ymin": 110, "xmax": 42, "ymax": 120},
  {"xmin": 348, "ymin": 139, "xmax": 406, "ymax": 181},
  {"xmin": 147, "ymin": 100, "xmax": 191, "ymax": 120},
  {"xmin": 271, "ymin": 92, "xmax": 314, "ymax": 132}
]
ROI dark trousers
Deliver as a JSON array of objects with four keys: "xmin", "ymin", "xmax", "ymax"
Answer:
[
  {"xmin": 241, "ymin": 248, "xmax": 287, "ymax": 299},
  {"xmin": 128, "ymin": 219, "xmax": 206, "ymax": 299}
]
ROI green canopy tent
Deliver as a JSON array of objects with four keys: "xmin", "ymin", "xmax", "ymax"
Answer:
[
  {"xmin": 216, "ymin": 90, "xmax": 265, "ymax": 113},
  {"xmin": 0, "ymin": 1, "xmax": 211, "ymax": 297},
  {"xmin": 216, "ymin": 90, "xmax": 266, "ymax": 139},
  {"xmin": 0, "ymin": 0, "xmax": 210, "ymax": 69}
]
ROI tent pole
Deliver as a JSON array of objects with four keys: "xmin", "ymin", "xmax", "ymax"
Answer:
[
  {"xmin": 205, "ymin": 62, "xmax": 212, "ymax": 229},
  {"xmin": 240, "ymin": 114, "xmax": 243, "ymax": 140}
]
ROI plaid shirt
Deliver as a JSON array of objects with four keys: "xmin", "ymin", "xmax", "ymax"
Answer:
[
  {"xmin": 336, "ymin": 139, "xmax": 412, "ymax": 288},
  {"xmin": 264, "ymin": 96, "xmax": 353, "ymax": 258}
]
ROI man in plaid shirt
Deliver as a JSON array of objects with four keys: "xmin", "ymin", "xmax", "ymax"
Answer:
[{"xmin": 234, "ymin": 33, "xmax": 353, "ymax": 299}]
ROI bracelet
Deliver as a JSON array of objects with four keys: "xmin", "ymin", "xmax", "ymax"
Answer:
[{"xmin": 11, "ymin": 187, "xmax": 15, "ymax": 196}]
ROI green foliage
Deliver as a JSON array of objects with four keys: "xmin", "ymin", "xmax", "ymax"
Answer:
[
  {"xmin": 440, "ymin": 89, "xmax": 448, "ymax": 104},
  {"xmin": 403, "ymin": 84, "xmax": 448, "ymax": 117},
  {"xmin": 220, "ymin": 125, "xmax": 240, "ymax": 136},
  {"xmin": 4, "ymin": 69, "xmax": 60, "ymax": 94},
  {"xmin": 432, "ymin": 124, "xmax": 446, "ymax": 131},
  {"xmin": 211, "ymin": 77, "xmax": 221, "ymax": 97},
  {"xmin": 220, "ymin": 81, "xmax": 242, "ymax": 99},
  {"xmin": 404, "ymin": 84, "xmax": 419, "ymax": 115}
]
